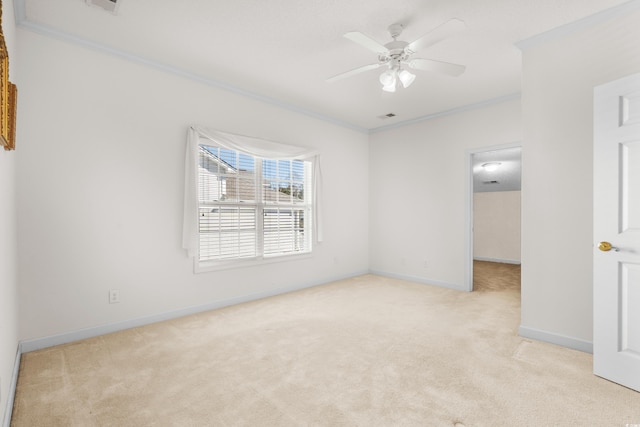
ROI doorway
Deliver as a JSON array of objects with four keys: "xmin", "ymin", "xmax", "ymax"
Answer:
[{"xmin": 466, "ymin": 145, "xmax": 522, "ymax": 291}]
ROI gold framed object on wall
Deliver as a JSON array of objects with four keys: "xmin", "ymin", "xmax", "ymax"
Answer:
[
  {"xmin": 0, "ymin": 0, "xmax": 5, "ymax": 61},
  {"xmin": 6, "ymin": 81, "xmax": 16, "ymax": 150},
  {"xmin": 0, "ymin": 0, "xmax": 16, "ymax": 151},
  {"xmin": 0, "ymin": 55, "xmax": 9, "ymax": 149}
]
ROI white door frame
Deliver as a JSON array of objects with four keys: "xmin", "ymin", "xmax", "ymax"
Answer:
[{"xmin": 465, "ymin": 142, "xmax": 522, "ymax": 292}]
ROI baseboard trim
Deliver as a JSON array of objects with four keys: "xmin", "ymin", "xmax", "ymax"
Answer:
[
  {"xmin": 519, "ymin": 325, "xmax": 593, "ymax": 353},
  {"xmin": 369, "ymin": 269, "xmax": 466, "ymax": 292},
  {"xmin": 3, "ymin": 343, "xmax": 21, "ymax": 427},
  {"xmin": 473, "ymin": 257, "xmax": 521, "ymax": 265},
  {"xmin": 20, "ymin": 270, "xmax": 370, "ymax": 353}
]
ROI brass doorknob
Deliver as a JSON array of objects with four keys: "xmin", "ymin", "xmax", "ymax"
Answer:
[{"xmin": 598, "ymin": 241, "xmax": 619, "ymax": 252}]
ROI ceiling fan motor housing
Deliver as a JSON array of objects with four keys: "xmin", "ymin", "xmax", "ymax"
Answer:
[{"xmin": 379, "ymin": 40, "xmax": 410, "ymax": 67}]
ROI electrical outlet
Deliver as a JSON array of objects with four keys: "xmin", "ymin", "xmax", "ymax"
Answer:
[{"xmin": 109, "ymin": 289, "xmax": 120, "ymax": 304}]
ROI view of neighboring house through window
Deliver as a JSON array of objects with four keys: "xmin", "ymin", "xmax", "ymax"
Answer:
[{"xmin": 198, "ymin": 144, "xmax": 312, "ymax": 263}]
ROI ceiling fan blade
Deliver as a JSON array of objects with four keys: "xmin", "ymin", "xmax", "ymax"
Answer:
[
  {"xmin": 343, "ymin": 31, "xmax": 389, "ymax": 54},
  {"xmin": 407, "ymin": 58, "xmax": 466, "ymax": 77},
  {"xmin": 326, "ymin": 63, "xmax": 381, "ymax": 83},
  {"xmin": 406, "ymin": 18, "xmax": 465, "ymax": 53}
]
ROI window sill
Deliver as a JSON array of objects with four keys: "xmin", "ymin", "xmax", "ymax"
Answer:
[{"xmin": 194, "ymin": 251, "xmax": 313, "ymax": 273}]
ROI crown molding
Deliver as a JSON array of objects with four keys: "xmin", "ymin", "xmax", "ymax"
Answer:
[{"xmin": 369, "ymin": 93, "xmax": 521, "ymax": 134}]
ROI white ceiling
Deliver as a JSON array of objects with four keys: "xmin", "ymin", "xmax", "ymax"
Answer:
[{"xmin": 18, "ymin": 0, "xmax": 630, "ymax": 131}]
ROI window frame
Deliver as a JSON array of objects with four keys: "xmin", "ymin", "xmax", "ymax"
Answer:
[{"xmin": 195, "ymin": 143, "xmax": 314, "ymax": 272}]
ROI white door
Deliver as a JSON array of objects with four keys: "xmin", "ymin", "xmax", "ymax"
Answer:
[{"xmin": 594, "ymin": 72, "xmax": 640, "ymax": 392}]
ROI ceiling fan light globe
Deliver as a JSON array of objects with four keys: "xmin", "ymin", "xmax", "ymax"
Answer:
[
  {"xmin": 379, "ymin": 70, "xmax": 396, "ymax": 86},
  {"xmin": 382, "ymin": 81, "xmax": 397, "ymax": 92},
  {"xmin": 398, "ymin": 69, "xmax": 415, "ymax": 88}
]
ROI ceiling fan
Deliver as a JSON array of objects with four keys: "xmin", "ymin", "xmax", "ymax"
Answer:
[{"xmin": 327, "ymin": 19, "xmax": 466, "ymax": 92}]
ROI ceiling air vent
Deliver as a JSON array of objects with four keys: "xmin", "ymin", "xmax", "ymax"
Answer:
[
  {"xmin": 378, "ymin": 113, "xmax": 396, "ymax": 119},
  {"xmin": 86, "ymin": 0, "xmax": 120, "ymax": 14}
]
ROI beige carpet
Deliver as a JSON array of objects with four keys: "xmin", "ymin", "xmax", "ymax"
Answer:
[{"xmin": 11, "ymin": 263, "xmax": 640, "ymax": 426}]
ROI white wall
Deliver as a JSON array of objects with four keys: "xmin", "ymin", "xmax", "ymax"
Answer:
[
  {"xmin": 520, "ymin": 6, "xmax": 640, "ymax": 345},
  {"xmin": 369, "ymin": 98, "xmax": 522, "ymax": 289},
  {"xmin": 0, "ymin": 0, "xmax": 18, "ymax": 422},
  {"xmin": 473, "ymin": 191, "xmax": 521, "ymax": 263},
  {"xmin": 16, "ymin": 30, "xmax": 369, "ymax": 341}
]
